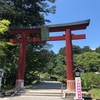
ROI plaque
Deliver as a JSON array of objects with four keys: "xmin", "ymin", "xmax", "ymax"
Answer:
[{"xmin": 41, "ymin": 26, "xmax": 49, "ymax": 41}]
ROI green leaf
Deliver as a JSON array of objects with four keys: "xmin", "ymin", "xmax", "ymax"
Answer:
[{"xmin": 0, "ymin": 19, "xmax": 10, "ymax": 34}]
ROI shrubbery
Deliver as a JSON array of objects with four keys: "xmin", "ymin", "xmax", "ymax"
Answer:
[{"xmin": 81, "ymin": 72, "xmax": 100, "ymax": 89}]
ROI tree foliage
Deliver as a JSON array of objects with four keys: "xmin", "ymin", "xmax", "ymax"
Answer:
[
  {"xmin": 45, "ymin": 50, "xmax": 56, "ymax": 75},
  {"xmin": 52, "ymin": 45, "xmax": 100, "ymax": 80},
  {"xmin": 0, "ymin": 19, "xmax": 18, "ymax": 85},
  {"xmin": 81, "ymin": 46, "xmax": 92, "ymax": 53},
  {"xmin": 0, "ymin": 19, "xmax": 10, "ymax": 34},
  {"xmin": 74, "ymin": 52, "xmax": 100, "ymax": 72},
  {"xmin": 81, "ymin": 72, "xmax": 100, "ymax": 89},
  {"xmin": 53, "ymin": 54, "xmax": 66, "ymax": 77},
  {"xmin": 0, "ymin": 0, "xmax": 56, "ymax": 26},
  {"xmin": 0, "ymin": 0, "xmax": 56, "ymax": 85},
  {"xmin": 73, "ymin": 45, "xmax": 82, "ymax": 54},
  {"xmin": 0, "ymin": 19, "xmax": 10, "ymax": 66},
  {"xmin": 95, "ymin": 46, "xmax": 100, "ymax": 53}
]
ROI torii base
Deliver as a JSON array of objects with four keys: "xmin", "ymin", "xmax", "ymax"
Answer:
[
  {"xmin": 67, "ymin": 80, "xmax": 75, "ymax": 91},
  {"xmin": 15, "ymin": 79, "xmax": 24, "ymax": 91}
]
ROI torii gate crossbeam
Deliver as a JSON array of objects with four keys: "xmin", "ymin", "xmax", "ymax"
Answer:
[{"xmin": 9, "ymin": 19, "xmax": 90, "ymax": 91}]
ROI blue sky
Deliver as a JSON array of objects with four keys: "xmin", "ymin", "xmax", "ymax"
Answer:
[{"xmin": 45, "ymin": 0, "xmax": 100, "ymax": 54}]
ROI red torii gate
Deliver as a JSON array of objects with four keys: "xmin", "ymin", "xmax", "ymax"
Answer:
[{"xmin": 9, "ymin": 19, "xmax": 90, "ymax": 91}]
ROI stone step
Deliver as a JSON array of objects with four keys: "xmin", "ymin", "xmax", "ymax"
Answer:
[
  {"xmin": 16, "ymin": 89, "xmax": 63, "ymax": 97},
  {"xmin": 12, "ymin": 89, "xmax": 93, "ymax": 100},
  {"xmin": 17, "ymin": 92, "xmax": 62, "ymax": 96}
]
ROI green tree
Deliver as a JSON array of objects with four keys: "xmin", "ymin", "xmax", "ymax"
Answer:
[
  {"xmin": 82, "ymin": 46, "xmax": 92, "ymax": 53},
  {"xmin": 58, "ymin": 47, "xmax": 65, "ymax": 56},
  {"xmin": 0, "ymin": 0, "xmax": 56, "ymax": 85},
  {"xmin": 72, "ymin": 45, "xmax": 82, "ymax": 54},
  {"xmin": 46, "ymin": 50, "xmax": 56, "ymax": 77},
  {"xmin": 25, "ymin": 44, "xmax": 53, "ymax": 83},
  {"xmin": 74, "ymin": 52, "xmax": 100, "ymax": 72},
  {"xmin": 54, "ymin": 53, "xmax": 66, "ymax": 76},
  {"xmin": 58, "ymin": 45, "xmax": 82, "ymax": 56},
  {"xmin": 0, "ymin": 19, "xmax": 10, "ymax": 67},
  {"xmin": 0, "ymin": 19, "xmax": 17, "ymax": 85},
  {"xmin": 0, "ymin": 0, "xmax": 56, "ymax": 26},
  {"xmin": 53, "ymin": 45, "xmax": 82, "ymax": 78},
  {"xmin": 81, "ymin": 72, "xmax": 100, "ymax": 89},
  {"xmin": 95, "ymin": 46, "xmax": 100, "ymax": 53}
]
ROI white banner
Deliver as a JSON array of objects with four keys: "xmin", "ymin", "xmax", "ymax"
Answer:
[{"xmin": 75, "ymin": 77, "xmax": 82, "ymax": 99}]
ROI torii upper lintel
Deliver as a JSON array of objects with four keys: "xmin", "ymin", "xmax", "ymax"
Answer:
[{"xmin": 9, "ymin": 19, "xmax": 90, "ymax": 34}]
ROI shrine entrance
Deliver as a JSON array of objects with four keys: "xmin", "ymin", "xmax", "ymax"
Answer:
[{"xmin": 9, "ymin": 19, "xmax": 90, "ymax": 91}]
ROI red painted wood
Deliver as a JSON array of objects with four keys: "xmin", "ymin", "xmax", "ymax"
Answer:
[
  {"xmin": 9, "ymin": 24, "xmax": 89, "ymax": 34},
  {"xmin": 10, "ymin": 34, "xmax": 85, "ymax": 43},
  {"xmin": 72, "ymin": 34, "xmax": 86, "ymax": 40},
  {"xmin": 17, "ymin": 33, "xmax": 27, "ymax": 80},
  {"xmin": 65, "ymin": 29, "xmax": 74, "ymax": 80}
]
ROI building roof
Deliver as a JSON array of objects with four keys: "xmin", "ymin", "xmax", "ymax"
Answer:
[{"xmin": 74, "ymin": 67, "xmax": 84, "ymax": 73}]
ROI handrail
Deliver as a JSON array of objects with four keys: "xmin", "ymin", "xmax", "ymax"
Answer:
[
  {"xmin": 61, "ymin": 82, "xmax": 66, "ymax": 98},
  {"xmin": 61, "ymin": 83, "xmax": 64, "ymax": 94},
  {"xmin": 11, "ymin": 83, "xmax": 21, "ymax": 97}
]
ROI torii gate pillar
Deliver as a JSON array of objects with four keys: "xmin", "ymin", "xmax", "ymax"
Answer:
[
  {"xmin": 66, "ymin": 29, "xmax": 75, "ymax": 91},
  {"xmin": 16, "ymin": 33, "xmax": 27, "ymax": 89}
]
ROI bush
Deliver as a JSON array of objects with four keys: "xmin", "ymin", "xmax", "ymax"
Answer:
[
  {"xmin": 25, "ymin": 74, "xmax": 40, "ymax": 84},
  {"xmin": 57, "ymin": 76, "xmax": 66, "ymax": 83},
  {"xmin": 81, "ymin": 72, "xmax": 100, "ymax": 89},
  {"xmin": 89, "ymin": 89, "xmax": 100, "ymax": 99},
  {"xmin": 40, "ymin": 73, "xmax": 50, "ymax": 78},
  {"xmin": 50, "ymin": 75, "xmax": 66, "ymax": 83}
]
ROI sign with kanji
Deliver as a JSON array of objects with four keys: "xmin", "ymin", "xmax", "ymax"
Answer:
[
  {"xmin": 75, "ymin": 77, "xmax": 83, "ymax": 99},
  {"xmin": 41, "ymin": 26, "xmax": 49, "ymax": 41}
]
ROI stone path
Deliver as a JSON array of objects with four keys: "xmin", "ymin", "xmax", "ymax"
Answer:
[
  {"xmin": 0, "ymin": 79, "xmax": 68, "ymax": 100},
  {"xmin": 0, "ymin": 79, "xmax": 94, "ymax": 100},
  {"xmin": 33, "ymin": 79, "xmax": 63, "ymax": 89},
  {"xmin": 19, "ymin": 79, "xmax": 66, "ymax": 96}
]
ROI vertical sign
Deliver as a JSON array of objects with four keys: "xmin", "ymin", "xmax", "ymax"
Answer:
[
  {"xmin": 75, "ymin": 77, "xmax": 82, "ymax": 100},
  {"xmin": 41, "ymin": 26, "xmax": 49, "ymax": 41}
]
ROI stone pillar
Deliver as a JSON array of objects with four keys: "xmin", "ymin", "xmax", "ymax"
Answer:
[{"xmin": 65, "ymin": 29, "xmax": 75, "ymax": 91}]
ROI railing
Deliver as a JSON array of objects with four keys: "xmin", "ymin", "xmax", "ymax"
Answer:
[
  {"xmin": 11, "ymin": 83, "xmax": 21, "ymax": 97},
  {"xmin": 61, "ymin": 83, "xmax": 66, "ymax": 98}
]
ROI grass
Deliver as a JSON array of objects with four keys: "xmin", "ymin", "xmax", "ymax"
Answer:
[{"xmin": 88, "ymin": 88, "xmax": 100, "ymax": 99}]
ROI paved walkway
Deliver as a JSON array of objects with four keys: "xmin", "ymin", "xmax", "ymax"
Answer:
[
  {"xmin": 0, "ymin": 96, "xmax": 73, "ymax": 100},
  {"xmin": 0, "ymin": 79, "xmax": 96, "ymax": 100},
  {"xmin": 32, "ymin": 79, "xmax": 63, "ymax": 89},
  {"xmin": 0, "ymin": 79, "xmax": 68, "ymax": 100},
  {"xmin": 21, "ymin": 79, "xmax": 66, "ymax": 96}
]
